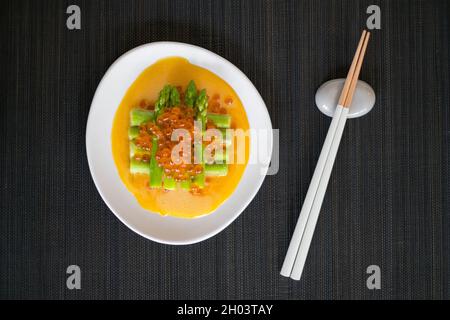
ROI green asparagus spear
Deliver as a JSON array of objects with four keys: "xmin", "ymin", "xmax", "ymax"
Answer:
[
  {"xmin": 193, "ymin": 172, "xmax": 205, "ymax": 188},
  {"xmin": 195, "ymin": 89, "xmax": 208, "ymax": 119},
  {"xmin": 163, "ymin": 176, "xmax": 176, "ymax": 190},
  {"xmin": 204, "ymin": 164, "xmax": 228, "ymax": 176},
  {"xmin": 184, "ymin": 80, "xmax": 197, "ymax": 107},
  {"xmin": 130, "ymin": 108, "xmax": 154, "ymax": 126},
  {"xmin": 220, "ymin": 128, "xmax": 232, "ymax": 146},
  {"xmin": 129, "ymin": 140, "xmax": 151, "ymax": 158},
  {"xmin": 154, "ymin": 85, "xmax": 172, "ymax": 118},
  {"xmin": 130, "ymin": 158, "xmax": 150, "ymax": 175},
  {"xmin": 202, "ymin": 128, "xmax": 232, "ymax": 145},
  {"xmin": 180, "ymin": 179, "xmax": 191, "ymax": 190},
  {"xmin": 169, "ymin": 87, "xmax": 180, "ymax": 106},
  {"xmin": 128, "ymin": 126, "xmax": 140, "ymax": 140},
  {"xmin": 193, "ymin": 142, "xmax": 205, "ymax": 188},
  {"xmin": 213, "ymin": 147, "xmax": 229, "ymax": 163},
  {"xmin": 206, "ymin": 113, "xmax": 231, "ymax": 128},
  {"xmin": 193, "ymin": 91, "xmax": 208, "ymax": 188},
  {"xmin": 149, "ymin": 136, "xmax": 163, "ymax": 188}
]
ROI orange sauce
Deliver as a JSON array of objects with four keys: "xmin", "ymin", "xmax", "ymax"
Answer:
[{"xmin": 111, "ymin": 57, "xmax": 250, "ymax": 218}]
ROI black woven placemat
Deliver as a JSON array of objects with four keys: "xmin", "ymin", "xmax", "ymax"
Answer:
[{"xmin": 0, "ymin": 0, "xmax": 449, "ymax": 299}]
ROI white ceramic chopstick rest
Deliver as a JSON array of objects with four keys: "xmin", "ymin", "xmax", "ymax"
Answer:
[{"xmin": 315, "ymin": 78, "xmax": 375, "ymax": 119}]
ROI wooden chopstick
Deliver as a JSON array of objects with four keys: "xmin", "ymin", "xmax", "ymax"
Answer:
[
  {"xmin": 289, "ymin": 30, "xmax": 371, "ymax": 280},
  {"xmin": 281, "ymin": 30, "xmax": 371, "ymax": 280},
  {"xmin": 344, "ymin": 32, "xmax": 371, "ymax": 107},
  {"xmin": 338, "ymin": 30, "xmax": 368, "ymax": 106}
]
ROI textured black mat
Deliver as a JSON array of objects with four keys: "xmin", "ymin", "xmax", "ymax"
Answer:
[{"xmin": 0, "ymin": 0, "xmax": 449, "ymax": 299}]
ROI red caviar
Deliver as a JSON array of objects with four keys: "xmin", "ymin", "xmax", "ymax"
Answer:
[
  {"xmin": 133, "ymin": 91, "xmax": 231, "ymax": 194},
  {"xmin": 135, "ymin": 105, "xmax": 202, "ymax": 183}
]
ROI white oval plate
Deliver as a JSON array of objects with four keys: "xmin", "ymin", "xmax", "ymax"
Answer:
[{"xmin": 86, "ymin": 42, "xmax": 272, "ymax": 245}]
